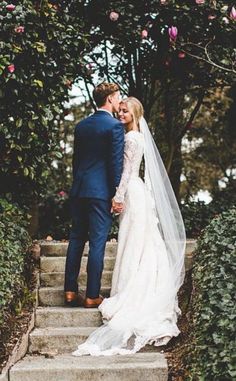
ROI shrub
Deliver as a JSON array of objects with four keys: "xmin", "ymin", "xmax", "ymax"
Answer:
[
  {"xmin": 0, "ymin": 198, "xmax": 32, "ymax": 325},
  {"xmin": 187, "ymin": 208, "xmax": 236, "ymax": 380},
  {"xmin": 181, "ymin": 200, "xmax": 211, "ymax": 238},
  {"xmin": 181, "ymin": 180, "xmax": 236, "ymax": 238}
]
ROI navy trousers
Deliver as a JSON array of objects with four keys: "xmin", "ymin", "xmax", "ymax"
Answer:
[{"xmin": 64, "ymin": 197, "xmax": 113, "ymax": 298}]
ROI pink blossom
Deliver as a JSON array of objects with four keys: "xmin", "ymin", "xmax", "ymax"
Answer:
[
  {"xmin": 58, "ymin": 191, "xmax": 66, "ymax": 197},
  {"xmin": 168, "ymin": 26, "xmax": 178, "ymax": 41},
  {"xmin": 178, "ymin": 52, "xmax": 186, "ymax": 59},
  {"xmin": 109, "ymin": 11, "xmax": 119, "ymax": 22},
  {"xmin": 195, "ymin": 0, "xmax": 205, "ymax": 4},
  {"xmin": 15, "ymin": 26, "xmax": 25, "ymax": 33},
  {"xmin": 8, "ymin": 64, "xmax": 15, "ymax": 73},
  {"xmin": 160, "ymin": 0, "xmax": 167, "ymax": 4},
  {"xmin": 230, "ymin": 6, "xmax": 236, "ymax": 20},
  {"xmin": 208, "ymin": 14, "xmax": 217, "ymax": 20},
  {"xmin": 141, "ymin": 29, "xmax": 148, "ymax": 39},
  {"xmin": 6, "ymin": 4, "xmax": 16, "ymax": 11}
]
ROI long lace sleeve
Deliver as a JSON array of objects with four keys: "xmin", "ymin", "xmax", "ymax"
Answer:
[{"xmin": 113, "ymin": 137, "xmax": 137, "ymax": 203}]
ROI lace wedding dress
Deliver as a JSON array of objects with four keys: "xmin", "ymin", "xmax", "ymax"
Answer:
[{"xmin": 73, "ymin": 130, "xmax": 183, "ymax": 356}]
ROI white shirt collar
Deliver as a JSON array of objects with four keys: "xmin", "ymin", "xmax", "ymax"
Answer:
[{"xmin": 97, "ymin": 108, "xmax": 113, "ymax": 117}]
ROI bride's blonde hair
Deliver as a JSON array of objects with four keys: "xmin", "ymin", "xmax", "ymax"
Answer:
[{"xmin": 120, "ymin": 97, "xmax": 144, "ymax": 130}]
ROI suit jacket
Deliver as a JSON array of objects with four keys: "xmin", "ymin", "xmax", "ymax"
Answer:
[{"xmin": 70, "ymin": 110, "xmax": 125, "ymax": 200}]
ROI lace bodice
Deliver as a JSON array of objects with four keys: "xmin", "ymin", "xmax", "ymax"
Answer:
[{"xmin": 114, "ymin": 131, "xmax": 144, "ymax": 203}]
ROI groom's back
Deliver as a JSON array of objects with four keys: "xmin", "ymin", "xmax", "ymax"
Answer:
[{"xmin": 70, "ymin": 110, "xmax": 124, "ymax": 200}]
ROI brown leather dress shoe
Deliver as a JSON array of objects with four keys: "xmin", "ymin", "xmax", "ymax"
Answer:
[
  {"xmin": 84, "ymin": 296, "xmax": 104, "ymax": 308},
  {"xmin": 65, "ymin": 291, "xmax": 84, "ymax": 307}
]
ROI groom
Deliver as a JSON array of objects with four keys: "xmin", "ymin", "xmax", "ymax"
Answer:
[{"xmin": 64, "ymin": 82, "xmax": 124, "ymax": 308}]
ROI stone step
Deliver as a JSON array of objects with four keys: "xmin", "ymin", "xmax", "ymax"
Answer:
[
  {"xmin": 40, "ymin": 256, "xmax": 115, "ymax": 273},
  {"xmin": 9, "ymin": 353, "xmax": 168, "ymax": 381},
  {"xmin": 40, "ymin": 241, "xmax": 117, "ymax": 257},
  {"xmin": 29, "ymin": 327, "xmax": 95, "ymax": 354},
  {"xmin": 40, "ymin": 239, "xmax": 197, "ymax": 258},
  {"xmin": 35, "ymin": 307, "xmax": 102, "ymax": 328},
  {"xmin": 41, "ymin": 251, "xmax": 193, "ymax": 277},
  {"xmin": 38, "ymin": 287, "xmax": 110, "ymax": 307},
  {"xmin": 29, "ymin": 327, "xmax": 166, "ymax": 355},
  {"xmin": 40, "ymin": 271, "xmax": 113, "ymax": 288}
]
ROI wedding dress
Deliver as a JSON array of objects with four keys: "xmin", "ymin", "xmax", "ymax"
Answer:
[{"xmin": 73, "ymin": 120, "xmax": 186, "ymax": 356}]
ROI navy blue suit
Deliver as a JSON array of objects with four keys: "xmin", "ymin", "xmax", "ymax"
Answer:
[{"xmin": 64, "ymin": 110, "xmax": 124, "ymax": 298}]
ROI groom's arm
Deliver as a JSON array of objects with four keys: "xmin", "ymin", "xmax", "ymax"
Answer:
[{"xmin": 109, "ymin": 121, "xmax": 125, "ymax": 193}]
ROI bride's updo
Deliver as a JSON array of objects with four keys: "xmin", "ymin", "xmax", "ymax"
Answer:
[{"xmin": 120, "ymin": 97, "xmax": 144, "ymax": 129}]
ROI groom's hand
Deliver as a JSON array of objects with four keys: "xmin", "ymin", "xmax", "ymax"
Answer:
[{"xmin": 111, "ymin": 199, "xmax": 124, "ymax": 214}]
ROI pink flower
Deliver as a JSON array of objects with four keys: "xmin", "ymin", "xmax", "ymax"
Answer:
[
  {"xmin": 15, "ymin": 26, "xmax": 25, "ymax": 33},
  {"xmin": 168, "ymin": 26, "xmax": 178, "ymax": 41},
  {"xmin": 6, "ymin": 4, "xmax": 16, "ymax": 11},
  {"xmin": 195, "ymin": 0, "xmax": 205, "ymax": 4},
  {"xmin": 178, "ymin": 52, "xmax": 186, "ymax": 59},
  {"xmin": 230, "ymin": 6, "xmax": 236, "ymax": 20},
  {"xmin": 141, "ymin": 29, "xmax": 148, "ymax": 39},
  {"xmin": 109, "ymin": 11, "xmax": 119, "ymax": 22},
  {"xmin": 208, "ymin": 14, "xmax": 217, "ymax": 20},
  {"xmin": 8, "ymin": 64, "xmax": 15, "ymax": 73},
  {"xmin": 160, "ymin": 0, "xmax": 167, "ymax": 4},
  {"xmin": 58, "ymin": 191, "xmax": 66, "ymax": 197}
]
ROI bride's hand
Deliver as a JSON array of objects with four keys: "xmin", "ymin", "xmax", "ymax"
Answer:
[{"xmin": 111, "ymin": 199, "xmax": 124, "ymax": 214}]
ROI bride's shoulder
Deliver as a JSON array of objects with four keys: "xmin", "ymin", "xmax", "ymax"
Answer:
[{"xmin": 125, "ymin": 130, "xmax": 143, "ymax": 141}]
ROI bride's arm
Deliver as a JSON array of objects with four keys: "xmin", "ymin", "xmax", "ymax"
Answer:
[{"xmin": 113, "ymin": 137, "xmax": 137, "ymax": 203}]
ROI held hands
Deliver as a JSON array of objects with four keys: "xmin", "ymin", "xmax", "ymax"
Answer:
[{"xmin": 111, "ymin": 199, "xmax": 124, "ymax": 214}]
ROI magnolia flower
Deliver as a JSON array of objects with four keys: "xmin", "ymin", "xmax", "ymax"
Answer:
[
  {"xmin": 6, "ymin": 4, "xmax": 16, "ymax": 11},
  {"xmin": 230, "ymin": 6, "xmax": 236, "ymax": 20},
  {"xmin": 178, "ymin": 52, "xmax": 186, "ymax": 59},
  {"xmin": 208, "ymin": 14, "xmax": 217, "ymax": 20},
  {"xmin": 168, "ymin": 26, "xmax": 178, "ymax": 41},
  {"xmin": 141, "ymin": 29, "xmax": 148, "ymax": 39},
  {"xmin": 195, "ymin": 0, "xmax": 205, "ymax": 4},
  {"xmin": 8, "ymin": 64, "xmax": 15, "ymax": 73},
  {"xmin": 222, "ymin": 16, "xmax": 230, "ymax": 24},
  {"xmin": 15, "ymin": 26, "xmax": 25, "ymax": 33},
  {"xmin": 109, "ymin": 11, "xmax": 119, "ymax": 21}
]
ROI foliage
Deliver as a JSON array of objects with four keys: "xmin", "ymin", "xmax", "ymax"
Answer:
[
  {"xmin": 77, "ymin": 0, "xmax": 235, "ymax": 196},
  {"xmin": 181, "ymin": 200, "xmax": 211, "ymax": 238},
  {"xmin": 38, "ymin": 191, "xmax": 71, "ymax": 240},
  {"xmin": 182, "ymin": 86, "xmax": 236, "ymax": 196},
  {"xmin": 0, "ymin": 1, "xmax": 88, "ymax": 205},
  {"xmin": 186, "ymin": 208, "xmax": 236, "ymax": 380},
  {"xmin": 0, "ymin": 198, "xmax": 32, "ymax": 325},
  {"xmin": 181, "ymin": 179, "xmax": 236, "ymax": 237}
]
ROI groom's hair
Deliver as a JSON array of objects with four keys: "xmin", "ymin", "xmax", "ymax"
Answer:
[{"xmin": 93, "ymin": 82, "xmax": 120, "ymax": 107}]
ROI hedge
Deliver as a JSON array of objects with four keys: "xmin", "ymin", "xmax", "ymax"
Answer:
[
  {"xmin": 0, "ymin": 199, "xmax": 32, "ymax": 325},
  {"xmin": 187, "ymin": 208, "xmax": 236, "ymax": 380}
]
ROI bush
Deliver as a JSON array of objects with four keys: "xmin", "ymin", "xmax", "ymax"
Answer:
[
  {"xmin": 181, "ymin": 200, "xmax": 211, "ymax": 238},
  {"xmin": 38, "ymin": 191, "xmax": 71, "ymax": 240},
  {"xmin": 181, "ymin": 180, "xmax": 236, "ymax": 238},
  {"xmin": 0, "ymin": 198, "xmax": 32, "ymax": 325},
  {"xmin": 187, "ymin": 208, "xmax": 236, "ymax": 380}
]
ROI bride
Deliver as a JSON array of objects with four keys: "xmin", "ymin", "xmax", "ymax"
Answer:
[{"xmin": 72, "ymin": 97, "xmax": 186, "ymax": 356}]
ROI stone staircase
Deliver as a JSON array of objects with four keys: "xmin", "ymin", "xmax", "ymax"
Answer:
[{"xmin": 8, "ymin": 240, "xmax": 196, "ymax": 381}]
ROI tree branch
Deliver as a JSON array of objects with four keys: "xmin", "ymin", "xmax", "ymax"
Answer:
[{"xmin": 177, "ymin": 88, "xmax": 206, "ymax": 142}]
